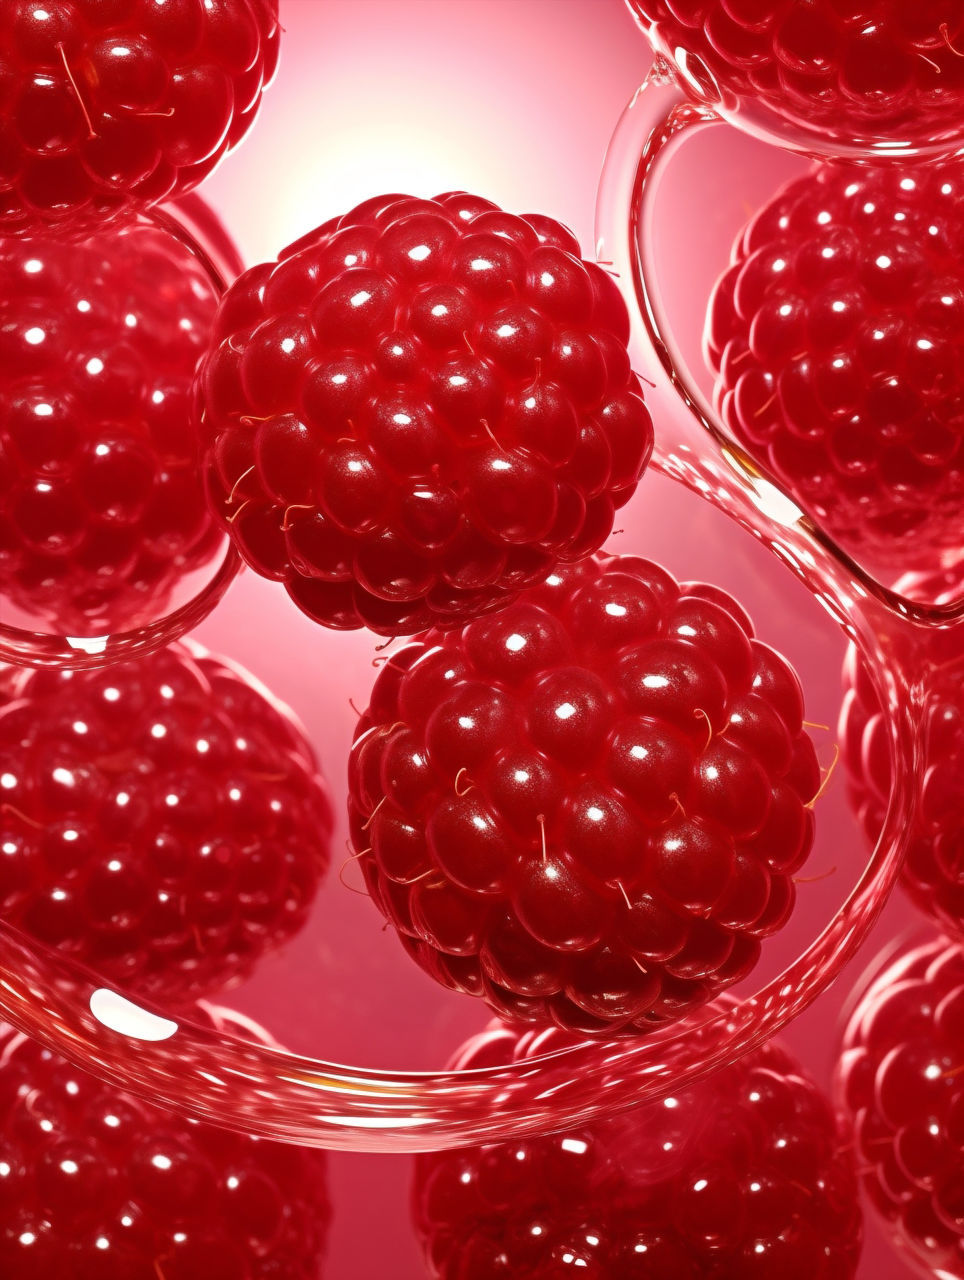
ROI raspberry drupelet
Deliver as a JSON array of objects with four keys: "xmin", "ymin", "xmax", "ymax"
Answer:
[
  {"xmin": 0, "ymin": 642, "xmax": 333, "ymax": 1002},
  {"xmin": 0, "ymin": 213, "xmax": 224, "ymax": 636},
  {"xmin": 706, "ymin": 163, "xmax": 964, "ymax": 576},
  {"xmin": 627, "ymin": 1, "xmax": 964, "ymax": 158},
  {"xmin": 347, "ymin": 554, "xmax": 821, "ymax": 1037},
  {"xmin": 839, "ymin": 570, "xmax": 964, "ymax": 937},
  {"xmin": 836, "ymin": 933, "xmax": 964, "ymax": 1278},
  {"xmin": 0, "ymin": 0, "xmax": 280, "ymax": 238},
  {"xmin": 415, "ymin": 1019, "xmax": 862, "ymax": 1279},
  {"xmin": 196, "ymin": 192, "xmax": 654, "ymax": 636},
  {"xmin": 0, "ymin": 1010, "xmax": 330, "ymax": 1280}
]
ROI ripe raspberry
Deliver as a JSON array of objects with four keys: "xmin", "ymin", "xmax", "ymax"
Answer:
[
  {"xmin": 0, "ymin": 212, "xmax": 225, "ymax": 637},
  {"xmin": 196, "ymin": 191, "xmax": 654, "ymax": 637},
  {"xmin": 347, "ymin": 553, "xmax": 821, "ymax": 1036},
  {"xmin": 0, "ymin": 1009, "xmax": 329, "ymax": 1280},
  {"xmin": 415, "ymin": 1019, "xmax": 861, "ymax": 1279},
  {"xmin": 0, "ymin": 0, "xmax": 280, "ymax": 238},
  {"xmin": 839, "ymin": 570, "xmax": 964, "ymax": 937},
  {"xmin": 628, "ymin": 1, "xmax": 964, "ymax": 157},
  {"xmin": 836, "ymin": 933, "xmax": 964, "ymax": 1277},
  {"xmin": 706, "ymin": 163, "xmax": 964, "ymax": 576},
  {"xmin": 0, "ymin": 641, "xmax": 333, "ymax": 1002}
]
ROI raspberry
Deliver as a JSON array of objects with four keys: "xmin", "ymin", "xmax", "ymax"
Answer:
[
  {"xmin": 706, "ymin": 163, "xmax": 964, "ymax": 576},
  {"xmin": 836, "ymin": 933, "xmax": 964, "ymax": 1277},
  {"xmin": 0, "ymin": 0, "xmax": 280, "ymax": 238},
  {"xmin": 839, "ymin": 570, "xmax": 964, "ymax": 937},
  {"xmin": 196, "ymin": 191, "xmax": 654, "ymax": 637},
  {"xmin": 0, "ymin": 641, "xmax": 333, "ymax": 1001},
  {"xmin": 347, "ymin": 553, "xmax": 820, "ymax": 1036},
  {"xmin": 0, "ymin": 212, "xmax": 225, "ymax": 637},
  {"xmin": 628, "ymin": 1, "xmax": 964, "ymax": 157},
  {"xmin": 0, "ymin": 1009, "xmax": 329, "ymax": 1280},
  {"xmin": 415, "ymin": 1019, "xmax": 861, "ymax": 1279}
]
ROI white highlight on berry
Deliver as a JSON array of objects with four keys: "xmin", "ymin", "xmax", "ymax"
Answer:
[
  {"xmin": 89, "ymin": 989, "xmax": 179, "ymax": 1042},
  {"xmin": 24, "ymin": 326, "xmax": 45, "ymax": 345},
  {"xmin": 561, "ymin": 1137, "xmax": 588, "ymax": 1155}
]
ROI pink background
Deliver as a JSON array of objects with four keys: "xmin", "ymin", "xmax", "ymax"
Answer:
[{"xmin": 195, "ymin": 2, "xmax": 920, "ymax": 1276}]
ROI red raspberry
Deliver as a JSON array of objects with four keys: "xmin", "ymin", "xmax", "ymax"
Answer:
[
  {"xmin": 415, "ymin": 1019, "xmax": 861, "ymax": 1279},
  {"xmin": 196, "ymin": 192, "xmax": 654, "ymax": 637},
  {"xmin": 347, "ymin": 554, "xmax": 820, "ymax": 1036},
  {"xmin": 839, "ymin": 571, "xmax": 964, "ymax": 937},
  {"xmin": 628, "ymin": 1, "xmax": 964, "ymax": 157},
  {"xmin": 0, "ymin": 0, "xmax": 280, "ymax": 238},
  {"xmin": 0, "ymin": 212, "xmax": 225, "ymax": 637},
  {"xmin": 0, "ymin": 1009, "xmax": 329, "ymax": 1280},
  {"xmin": 706, "ymin": 163, "xmax": 964, "ymax": 576},
  {"xmin": 836, "ymin": 933, "xmax": 964, "ymax": 1277},
  {"xmin": 0, "ymin": 641, "xmax": 333, "ymax": 1002}
]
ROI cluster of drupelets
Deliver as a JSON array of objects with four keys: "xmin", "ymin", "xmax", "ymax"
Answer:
[{"xmin": 0, "ymin": 1, "xmax": 963, "ymax": 1277}]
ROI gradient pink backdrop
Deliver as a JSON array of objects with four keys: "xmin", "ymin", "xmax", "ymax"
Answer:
[{"xmin": 193, "ymin": 2, "xmax": 920, "ymax": 1276}]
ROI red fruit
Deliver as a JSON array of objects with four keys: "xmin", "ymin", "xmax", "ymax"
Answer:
[
  {"xmin": 836, "ymin": 934, "xmax": 964, "ymax": 1278},
  {"xmin": 415, "ymin": 1019, "xmax": 861, "ymax": 1279},
  {"xmin": 0, "ymin": 641, "xmax": 333, "ymax": 1001},
  {"xmin": 628, "ymin": 1, "xmax": 964, "ymax": 157},
  {"xmin": 706, "ymin": 163, "xmax": 964, "ymax": 576},
  {"xmin": 0, "ymin": 0, "xmax": 280, "ymax": 237},
  {"xmin": 196, "ymin": 192, "xmax": 654, "ymax": 636},
  {"xmin": 347, "ymin": 553, "xmax": 820, "ymax": 1036},
  {"xmin": 0, "ymin": 213, "xmax": 225, "ymax": 636},
  {"xmin": 839, "ymin": 571, "xmax": 964, "ymax": 937},
  {"xmin": 0, "ymin": 1009, "xmax": 329, "ymax": 1280}
]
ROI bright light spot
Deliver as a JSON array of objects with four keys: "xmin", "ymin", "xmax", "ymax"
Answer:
[
  {"xmin": 34, "ymin": 401, "xmax": 54, "ymax": 417},
  {"xmin": 555, "ymin": 701, "xmax": 576, "ymax": 720},
  {"xmin": 587, "ymin": 806, "xmax": 604, "ymax": 822},
  {"xmin": 60, "ymin": 1159, "xmax": 79, "ymax": 1175},
  {"xmin": 875, "ymin": 255, "xmax": 892, "ymax": 270},
  {"xmin": 228, "ymin": 787, "xmax": 241, "ymax": 801},
  {"xmin": 677, "ymin": 624, "xmax": 696, "ymax": 637},
  {"xmin": 24, "ymin": 258, "xmax": 43, "ymax": 274},
  {"xmin": 605, "ymin": 602, "xmax": 626, "ymax": 617},
  {"xmin": 448, "ymin": 374, "xmax": 467, "ymax": 387},
  {"xmin": 630, "ymin": 745, "xmax": 647, "ymax": 760},
  {"xmin": 77, "ymin": 299, "xmax": 91, "ymax": 312},
  {"xmin": 0, "ymin": 774, "xmax": 15, "ymax": 790},
  {"xmin": 642, "ymin": 674, "xmax": 668, "ymax": 689},
  {"xmin": 540, "ymin": 271, "xmax": 555, "ymax": 287},
  {"xmin": 393, "ymin": 413, "xmax": 412, "ymax": 426},
  {"xmin": 832, "ymin": 300, "xmax": 846, "ymax": 313},
  {"xmin": 196, "ymin": 739, "xmax": 209, "ymax": 754},
  {"xmin": 470, "ymin": 257, "xmax": 493, "ymax": 272},
  {"xmin": 150, "ymin": 723, "xmax": 166, "ymax": 739},
  {"xmin": 107, "ymin": 860, "xmax": 122, "ymax": 872},
  {"xmin": 561, "ymin": 1137, "xmax": 588, "ymax": 1154},
  {"xmin": 124, "ymin": 313, "xmax": 137, "ymax": 328},
  {"xmin": 227, "ymin": 1175, "xmax": 240, "ymax": 1189},
  {"xmin": 918, "ymin": 339, "xmax": 934, "ymax": 351},
  {"xmin": 165, "ymin": 793, "xmax": 179, "ymax": 807},
  {"xmin": 116, "ymin": 792, "xmax": 130, "ymax": 807},
  {"xmin": 408, "ymin": 244, "xmax": 431, "ymax": 262},
  {"xmin": 693, "ymin": 1179, "xmax": 708, "ymax": 1192},
  {"xmin": 496, "ymin": 323, "xmax": 517, "ymax": 338},
  {"xmin": 281, "ymin": 337, "xmax": 296, "ymax": 354},
  {"xmin": 506, "ymin": 633, "xmax": 526, "ymax": 652},
  {"xmin": 431, "ymin": 304, "xmax": 448, "ymax": 318},
  {"xmin": 86, "ymin": 356, "xmax": 104, "ymax": 375},
  {"xmin": 89, "ymin": 989, "xmax": 178, "ymax": 1041},
  {"xmin": 104, "ymin": 686, "xmax": 120, "ymax": 704},
  {"xmin": 349, "ymin": 290, "xmax": 372, "ymax": 308},
  {"xmin": 348, "ymin": 460, "xmax": 363, "ymax": 473},
  {"xmin": 105, "ymin": 1114, "xmax": 120, "ymax": 1128},
  {"xmin": 925, "ymin": 1063, "xmax": 943, "ymax": 1080},
  {"xmin": 160, "ymin": 685, "xmax": 175, "ymax": 700},
  {"xmin": 664, "ymin": 1097, "xmax": 678, "ymax": 1108},
  {"xmin": 491, "ymin": 457, "xmax": 510, "ymax": 471},
  {"xmin": 513, "ymin": 770, "xmax": 530, "ymax": 784},
  {"xmin": 19, "ymin": 1233, "xmax": 36, "ymax": 1247},
  {"xmin": 24, "ymin": 326, "xmax": 45, "ymax": 345},
  {"xmin": 52, "ymin": 767, "xmax": 74, "ymax": 787},
  {"xmin": 705, "ymin": 766, "xmax": 719, "ymax": 781}
]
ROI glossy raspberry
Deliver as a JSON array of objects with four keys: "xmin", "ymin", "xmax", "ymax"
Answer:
[
  {"xmin": 347, "ymin": 553, "xmax": 820, "ymax": 1036},
  {"xmin": 836, "ymin": 934, "xmax": 964, "ymax": 1278},
  {"xmin": 415, "ymin": 1019, "xmax": 861, "ymax": 1279},
  {"xmin": 0, "ymin": 1010, "xmax": 329, "ymax": 1280},
  {"xmin": 0, "ymin": 641, "xmax": 333, "ymax": 1001},
  {"xmin": 628, "ymin": 1, "xmax": 964, "ymax": 156},
  {"xmin": 0, "ymin": 0, "xmax": 280, "ymax": 238},
  {"xmin": 839, "ymin": 572, "xmax": 964, "ymax": 937},
  {"xmin": 706, "ymin": 163, "xmax": 964, "ymax": 576},
  {"xmin": 197, "ymin": 191, "xmax": 654, "ymax": 637},
  {"xmin": 0, "ymin": 213, "xmax": 224, "ymax": 636}
]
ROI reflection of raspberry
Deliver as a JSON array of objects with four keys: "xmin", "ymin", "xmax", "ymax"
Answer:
[
  {"xmin": 0, "ymin": 217, "xmax": 223, "ymax": 636},
  {"xmin": 0, "ymin": 642, "xmax": 333, "ymax": 1001},
  {"xmin": 706, "ymin": 163, "xmax": 964, "ymax": 575},
  {"xmin": 628, "ymin": 1, "xmax": 964, "ymax": 154},
  {"xmin": 197, "ymin": 192, "xmax": 654, "ymax": 636},
  {"xmin": 0, "ymin": 0, "xmax": 280, "ymax": 237},
  {"xmin": 839, "ymin": 573, "xmax": 964, "ymax": 936},
  {"xmin": 0, "ymin": 1010, "xmax": 329, "ymax": 1280},
  {"xmin": 415, "ymin": 1020, "xmax": 861, "ymax": 1278},
  {"xmin": 348, "ymin": 554, "xmax": 820, "ymax": 1036},
  {"xmin": 836, "ymin": 934, "xmax": 964, "ymax": 1277}
]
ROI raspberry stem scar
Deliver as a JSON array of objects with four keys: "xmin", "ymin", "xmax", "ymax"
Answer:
[
  {"xmin": 537, "ymin": 812, "xmax": 548, "ymax": 865},
  {"xmin": 693, "ymin": 707, "xmax": 713, "ymax": 751},
  {"xmin": 281, "ymin": 503, "xmax": 313, "ymax": 531},
  {"xmin": 227, "ymin": 465, "xmax": 256, "ymax": 505},
  {"xmin": 454, "ymin": 767, "xmax": 475, "ymax": 797},
  {"xmin": 56, "ymin": 42, "xmax": 97, "ymax": 140},
  {"xmin": 941, "ymin": 23, "xmax": 964, "ymax": 56}
]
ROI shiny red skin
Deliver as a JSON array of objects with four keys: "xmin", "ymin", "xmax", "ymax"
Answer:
[
  {"xmin": 0, "ymin": 1012, "xmax": 329, "ymax": 1280},
  {"xmin": 839, "ymin": 580, "xmax": 964, "ymax": 937},
  {"xmin": 706, "ymin": 163, "xmax": 964, "ymax": 575},
  {"xmin": 0, "ymin": 0, "xmax": 280, "ymax": 237},
  {"xmin": 348, "ymin": 554, "xmax": 820, "ymax": 1037},
  {"xmin": 197, "ymin": 192, "xmax": 654, "ymax": 636},
  {"xmin": 0, "ymin": 642, "xmax": 333, "ymax": 1002},
  {"xmin": 836, "ymin": 935, "xmax": 964, "ymax": 1278},
  {"xmin": 0, "ymin": 217, "xmax": 222, "ymax": 636},
  {"xmin": 628, "ymin": 1, "xmax": 964, "ymax": 155},
  {"xmin": 415, "ymin": 1020, "xmax": 861, "ymax": 1279}
]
